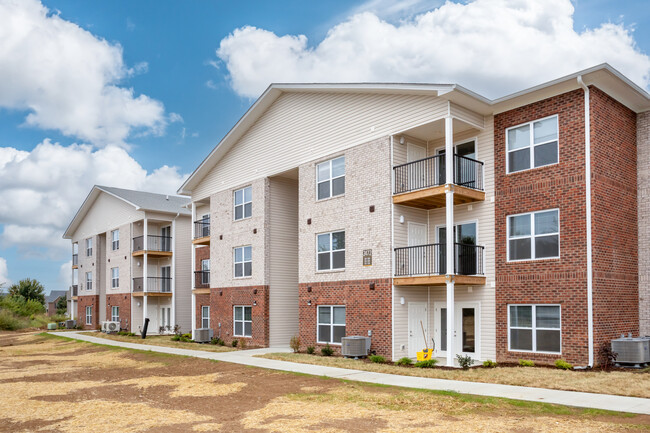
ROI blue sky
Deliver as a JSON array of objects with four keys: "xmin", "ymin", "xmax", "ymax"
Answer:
[{"xmin": 0, "ymin": 0, "xmax": 648, "ymax": 294}]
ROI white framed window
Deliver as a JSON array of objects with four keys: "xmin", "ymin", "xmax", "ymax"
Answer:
[
  {"xmin": 506, "ymin": 115, "xmax": 558, "ymax": 173},
  {"xmin": 85, "ymin": 306, "xmax": 92, "ymax": 325},
  {"xmin": 509, "ymin": 305, "xmax": 561, "ymax": 353},
  {"xmin": 111, "ymin": 306, "xmax": 119, "ymax": 322},
  {"xmin": 85, "ymin": 272, "xmax": 92, "ymax": 291},
  {"xmin": 234, "ymin": 186, "xmax": 252, "ymax": 220},
  {"xmin": 111, "ymin": 229, "xmax": 119, "ymax": 250},
  {"xmin": 507, "ymin": 209, "xmax": 559, "ymax": 261},
  {"xmin": 86, "ymin": 238, "xmax": 92, "ymax": 256},
  {"xmin": 233, "ymin": 305, "xmax": 252, "ymax": 337},
  {"xmin": 234, "ymin": 246, "xmax": 252, "ymax": 278},
  {"xmin": 317, "ymin": 305, "xmax": 346, "ymax": 344},
  {"xmin": 111, "ymin": 267, "xmax": 119, "ymax": 288},
  {"xmin": 161, "ymin": 307, "xmax": 171, "ymax": 329},
  {"xmin": 317, "ymin": 156, "xmax": 345, "ymax": 200},
  {"xmin": 201, "ymin": 306, "xmax": 210, "ymax": 329},
  {"xmin": 201, "ymin": 259, "xmax": 210, "ymax": 285},
  {"xmin": 317, "ymin": 231, "xmax": 345, "ymax": 271}
]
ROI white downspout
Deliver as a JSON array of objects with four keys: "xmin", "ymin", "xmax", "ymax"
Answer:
[
  {"xmin": 390, "ymin": 135, "xmax": 395, "ymax": 362},
  {"xmin": 191, "ymin": 202, "xmax": 197, "ymax": 340},
  {"xmin": 171, "ymin": 212, "xmax": 180, "ymax": 332},
  {"xmin": 444, "ymin": 113, "xmax": 456, "ymax": 367},
  {"xmin": 578, "ymin": 76, "xmax": 594, "ymax": 368}
]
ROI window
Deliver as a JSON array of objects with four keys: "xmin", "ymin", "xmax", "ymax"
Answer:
[
  {"xmin": 201, "ymin": 306, "xmax": 210, "ymax": 329},
  {"xmin": 317, "ymin": 156, "xmax": 345, "ymax": 200},
  {"xmin": 111, "ymin": 306, "xmax": 119, "ymax": 322},
  {"xmin": 317, "ymin": 231, "xmax": 345, "ymax": 271},
  {"xmin": 111, "ymin": 267, "xmax": 119, "ymax": 288},
  {"xmin": 233, "ymin": 306, "xmax": 252, "ymax": 337},
  {"xmin": 509, "ymin": 305, "xmax": 561, "ymax": 353},
  {"xmin": 317, "ymin": 306, "xmax": 346, "ymax": 344},
  {"xmin": 85, "ymin": 272, "xmax": 92, "ymax": 291},
  {"xmin": 506, "ymin": 115, "xmax": 558, "ymax": 173},
  {"xmin": 508, "ymin": 209, "xmax": 559, "ymax": 261},
  {"xmin": 161, "ymin": 307, "xmax": 171, "ymax": 329},
  {"xmin": 234, "ymin": 246, "xmax": 252, "ymax": 278},
  {"xmin": 111, "ymin": 229, "xmax": 119, "ymax": 250},
  {"xmin": 201, "ymin": 259, "xmax": 210, "ymax": 285},
  {"xmin": 234, "ymin": 186, "xmax": 252, "ymax": 220},
  {"xmin": 85, "ymin": 306, "xmax": 92, "ymax": 325},
  {"xmin": 86, "ymin": 238, "xmax": 92, "ymax": 256}
]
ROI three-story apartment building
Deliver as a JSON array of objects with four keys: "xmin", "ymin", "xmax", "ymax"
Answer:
[{"xmin": 63, "ymin": 186, "xmax": 192, "ymax": 334}]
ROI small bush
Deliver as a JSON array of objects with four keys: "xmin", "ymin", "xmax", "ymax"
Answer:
[
  {"xmin": 395, "ymin": 357, "xmax": 413, "ymax": 366},
  {"xmin": 599, "ymin": 343, "xmax": 618, "ymax": 371},
  {"xmin": 239, "ymin": 338, "xmax": 248, "ymax": 350},
  {"xmin": 0, "ymin": 309, "xmax": 28, "ymax": 330},
  {"xmin": 306, "ymin": 346, "xmax": 315, "ymax": 355},
  {"xmin": 369, "ymin": 355, "xmax": 386, "ymax": 363},
  {"xmin": 171, "ymin": 335, "xmax": 181, "ymax": 341},
  {"xmin": 210, "ymin": 337, "xmax": 224, "ymax": 346},
  {"xmin": 181, "ymin": 333, "xmax": 192, "ymax": 339},
  {"xmin": 555, "ymin": 359, "xmax": 573, "ymax": 370},
  {"xmin": 414, "ymin": 359, "xmax": 438, "ymax": 368},
  {"xmin": 456, "ymin": 354, "xmax": 474, "ymax": 369},
  {"xmin": 231, "ymin": 339, "xmax": 238, "ymax": 347},
  {"xmin": 519, "ymin": 359, "xmax": 535, "ymax": 367},
  {"xmin": 321, "ymin": 344, "xmax": 334, "ymax": 356},
  {"xmin": 290, "ymin": 335, "xmax": 301, "ymax": 353},
  {"xmin": 482, "ymin": 359, "xmax": 497, "ymax": 368},
  {"xmin": 179, "ymin": 336, "xmax": 192, "ymax": 343}
]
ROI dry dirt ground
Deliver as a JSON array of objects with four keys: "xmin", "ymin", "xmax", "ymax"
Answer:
[{"xmin": 0, "ymin": 332, "xmax": 648, "ymax": 433}]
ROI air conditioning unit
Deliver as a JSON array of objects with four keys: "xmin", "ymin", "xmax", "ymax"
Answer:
[
  {"xmin": 341, "ymin": 336, "xmax": 371, "ymax": 358},
  {"xmin": 102, "ymin": 321, "xmax": 120, "ymax": 333},
  {"xmin": 194, "ymin": 328, "xmax": 213, "ymax": 343},
  {"xmin": 65, "ymin": 320, "xmax": 76, "ymax": 329},
  {"xmin": 612, "ymin": 336, "xmax": 650, "ymax": 367}
]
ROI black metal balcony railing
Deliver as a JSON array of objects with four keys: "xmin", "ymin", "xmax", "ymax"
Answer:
[
  {"xmin": 132, "ymin": 277, "xmax": 172, "ymax": 293},
  {"xmin": 393, "ymin": 154, "xmax": 484, "ymax": 194},
  {"xmin": 194, "ymin": 270, "xmax": 210, "ymax": 288},
  {"xmin": 132, "ymin": 235, "xmax": 172, "ymax": 252},
  {"xmin": 394, "ymin": 243, "xmax": 484, "ymax": 277},
  {"xmin": 71, "ymin": 285, "xmax": 78, "ymax": 297},
  {"xmin": 194, "ymin": 219, "xmax": 210, "ymax": 239},
  {"xmin": 72, "ymin": 254, "xmax": 78, "ymax": 266}
]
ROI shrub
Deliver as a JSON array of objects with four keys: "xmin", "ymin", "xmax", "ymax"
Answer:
[
  {"xmin": 179, "ymin": 336, "xmax": 192, "ymax": 343},
  {"xmin": 0, "ymin": 309, "xmax": 28, "ymax": 331},
  {"xmin": 239, "ymin": 338, "xmax": 248, "ymax": 350},
  {"xmin": 210, "ymin": 337, "xmax": 224, "ymax": 346},
  {"xmin": 482, "ymin": 359, "xmax": 497, "ymax": 368},
  {"xmin": 321, "ymin": 344, "xmax": 334, "ymax": 356},
  {"xmin": 290, "ymin": 335, "xmax": 301, "ymax": 353},
  {"xmin": 599, "ymin": 343, "xmax": 618, "ymax": 371},
  {"xmin": 306, "ymin": 346, "xmax": 315, "ymax": 355},
  {"xmin": 181, "ymin": 333, "xmax": 192, "ymax": 339},
  {"xmin": 395, "ymin": 357, "xmax": 413, "ymax": 366},
  {"xmin": 171, "ymin": 335, "xmax": 181, "ymax": 341},
  {"xmin": 0, "ymin": 296, "xmax": 45, "ymax": 316},
  {"xmin": 555, "ymin": 359, "xmax": 573, "ymax": 370},
  {"xmin": 414, "ymin": 359, "xmax": 438, "ymax": 368},
  {"xmin": 369, "ymin": 355, "xmax": 386, "ymax": 363},
  {"xmin": 456, "ymin": 354, "xmax": 474, "ymax": 369},
  {"xmin": 519, "ymin": 359, "xmax": 535, "ymax": 367},
  {"xmin": 231, "ymin": 339, "xmax": 238, "ymax": 348}
]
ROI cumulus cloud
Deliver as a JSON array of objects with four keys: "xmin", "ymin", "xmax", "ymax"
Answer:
[
  {"xmin": 58, "ymin": 261, "xmax": 72, "ymax": 289},
  {"xmin": 0, "ymin": 257, "xmax": 10, "ymax": 288},
  {"xmin": 0, "ymin": 0, "xmax": 166, "ymax": 146},
  {"xmin": 216, "ymin": 0, "xmax": 650, "ymax": 98},
  {"xmin": 0, "ymin": 140, "xmax": 189, "ymax": 257}
]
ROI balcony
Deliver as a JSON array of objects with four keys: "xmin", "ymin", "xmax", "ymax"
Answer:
[
  {"xmin": 132, "ymin": 277, "xmax": 172, "ymax": 297},
  {"xmin": 393, "ymin": 243, "xmax": 486, "ymax": 286},
  {"xmin": 194, "ymin": 270, "xmax": 210, "ymax": 293},
  {"xmin": 193, "ymin": 219, "xmax": 210, "ymax": 245},
  {"xmin": 72, "ymin": 254, "xmax": 78, "ymax": 268},
  {"xmin": 132, "ymin": 235, "xmax": 173, "ymax": 257},
  {"xmin": 393, "ymin": 154, "xmax": 485, "ymax": 209}
]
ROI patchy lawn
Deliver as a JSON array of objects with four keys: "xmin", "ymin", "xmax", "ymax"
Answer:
[
  {"xmin": 83, "ymin": 331, "xmax": 236, "ymax": 353},
  {"xmin": 258, "ymin": 352, "xmax": 650, "ymax": 399},
  {"xmin": 0, "ymin": 332, "xmax": 648, "ymax": 433}
]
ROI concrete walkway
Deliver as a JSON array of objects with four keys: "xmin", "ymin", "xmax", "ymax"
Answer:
[{"xmin": 58, "ymin": 331, "xmax": 650, "ymax": 415}]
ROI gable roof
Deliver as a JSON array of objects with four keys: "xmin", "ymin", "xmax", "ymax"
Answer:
[
  {"xmin": 63, "ymin": 185, "xmax": 190, "ymax": 239},
  {"xmin": 46, "ymin": 290, "xmax": 67, "ymax": 303},
  {"xmin": 177, "ymin": 63, "xmax": 650, "ymax": 196}
]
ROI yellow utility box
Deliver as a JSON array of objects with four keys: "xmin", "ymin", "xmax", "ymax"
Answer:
[{"xmin": 416, "ymin": 349, "xmax": 434, "ymax": 361}]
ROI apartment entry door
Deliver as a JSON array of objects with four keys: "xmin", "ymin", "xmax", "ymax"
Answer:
[
  {"xmin": 161, "ymin": 226, "xmax": 171, "ymax": 252},
  {"xmin": 434, "ymin": 302, "xmax": 480, "ymax": 360},
  {"xmin": 437, "ymin": 222, "xmax": 477, "ymax": 275},
  {"xmin": 408, "ymin": 302, "xmax": 428, "ymax": 358},
  {"xmin": 408, "ymin": 222, "xmax": 428, "ymax": 275}
]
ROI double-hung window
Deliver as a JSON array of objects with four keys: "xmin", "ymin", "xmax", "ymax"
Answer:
[
  {"xmin": 111, "ymin": 306, "xmax": 119, "ymax": 322},
  {"xmin": 506, "ymin": 115, "xmax": 558, "ymax": 173},
  {"xmin": 85, "ymin": 272, "xmax": 92, "ymax": 291},
  {"xmin": 234, "ymin": 186, "xmax": 252, "ymax": 220},
  {"xmin": 111, "ymin": 267, "xmax": 119, "ymax": 288},
  {"xmin": 317, "ymin": 231, "xmax": 345, "ymax": 271},
  {"xmin": 317, "ymin": 305, "xmax": 346, "ymax": 344},
  {"xmin": 317, "ymin": 156, "xmax": 345, "ymax": 200},
  {"xmin": 111, "ymin": 229, "xmax": 119, "ymax": 250},
  {"xmin": 86, "ymin": 238, "xmax": 92, "ymax": 256},
  {"xmin": 85, "ymin": 306, "xmax": 92, "ymax": 325},
  {"xmin": 201, "ymin": 306, "xmax": 210, "ymax": 329},
  {"xmin": 201, "ymin": 259, "xmax": 210, "ymax": 285},
  {"xmin": 233, "ymin": 305, "xmax": 252, "ymax": 337},
  {"xmin": 508, "ymin": 209, "xmax": 559, "ymax": 261},
  {"xmin": 509, "ymin": 305, "xmax": 561, "ymax": 353},
  {"xmin": 234, "ymin": 246, "xmax": 252, "ymax": 278}
]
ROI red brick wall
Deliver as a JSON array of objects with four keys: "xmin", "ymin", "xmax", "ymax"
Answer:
[
  {"xmin": 494, "ymin": 89, "xmax": 590, "ymax": 365},
  {"xmin": 195, "ymin": 293, "xmax": 210, "ymax": 329},
  {"xmin": 47, "ymin": 302, "xmax": 57, "ymax": 316},
  {"xmin": 106, "ymin": 293, "xmax": 132, "ymax": 331},
  {"xmin": 298, "ymin": 278, "xmax": 392, "ymax": 358},
  {"xmin": 77, "ymin": 295, "xmax": 100, "ymax": 330},
  {"xmin": 209, "ymin": 285, "xmax": 269, "ymax": 347},
  {"xmin": 195, "ymin": 246, "xmax": 210, "ymax": 289},
  {"xmin": 590, "ymin": 87, "xmax": 639, "ymax": 353}
]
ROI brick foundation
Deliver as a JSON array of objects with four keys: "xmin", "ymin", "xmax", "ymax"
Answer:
[
  {"xmin": 76, "ymin": 295, "xmax": 100, "ymax": 330},
  {"xmin": 209, "ymin": 285, "xmax": 269, "ymax": 347},
  {"xmin": 106, "ymin": 293, "xmax": 132, "ymax": 332}
]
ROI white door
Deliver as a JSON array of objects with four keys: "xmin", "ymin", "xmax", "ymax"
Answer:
[
  {"xmin": 408, "ymin": 302, "xmax": 428, "ymax": 358},
  {"xmin": 408, "ymin": 222, "xmax": 427, "ymax": 246},
  {"xmin": 408, "ymin": 222, "xmax": 428, "ymax": 275},
  {"xmin": 407, "ymin": 143, "xmax": 427, "ymax": 190},
  {"xmin": 434, "ymin": 302, "xmax": 480, "ymax": 359}
]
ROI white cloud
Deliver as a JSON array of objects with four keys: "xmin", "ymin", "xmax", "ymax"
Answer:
[
  {"xmin": 0, "ymin": 0, "xmax": 166, "ymax": 146},
  {"xmin": 58, "ymin": 261, "xmax": 72, "ymax": 288},
  {"xmin": 216, "ymin": 0, "xmax": 650, "ymax": 99},
  {"xmin": 0, "ymin": 139, "xmax": 189, "ymax": 257},
  {"xmin": 0, "ymin": 257, "xmax": 10, "ymax": 288}
]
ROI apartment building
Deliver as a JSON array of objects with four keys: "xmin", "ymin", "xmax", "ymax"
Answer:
[
  {"xmin": 63, "ymin": 186, "xmax": 192, "ymax": 334},
  {"xmin": 178, "ymin": 63, "xmax": 648, "ymax": 366}
]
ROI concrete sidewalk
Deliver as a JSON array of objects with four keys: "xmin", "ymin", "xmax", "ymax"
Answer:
[{"xmin": 57, "ymin": 331, "xmax": 650, "ymax": 415}]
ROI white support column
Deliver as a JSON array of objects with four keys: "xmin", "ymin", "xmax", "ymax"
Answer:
[
  {"xmin": 171, "ymin": 218, "xmax": 176, "ymax": 330},
  {"xmin": 191, "ymin": 203, "xmax": 197, "ymax": 340},
  {"xmin": 143, "ymin": 218, "xmax": 148, "ymax": 326},
  {"xmin": 444, "ymin": 115, "xmax": 456, "ymax": 367}
]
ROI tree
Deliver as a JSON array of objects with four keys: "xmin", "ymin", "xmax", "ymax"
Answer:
[
  {"xmin": 55, "ymin": 294, "xmax": 67, "ymax": 315},
  {"xmin": 8, "ymin": 279, "xmax": 45, "ymax": 305}
]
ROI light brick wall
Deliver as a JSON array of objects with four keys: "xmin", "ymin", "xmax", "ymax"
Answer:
[
  {"xmin": 76, "ymin": 235, "xmax": 98, "ymax": 296},
  {"xmin": 639, "ymin": 111, "xmax": 650, "ymax": 336},
  {"xmin": 105, "ymin": 223, "xmax": 131, "ymax": 295}
]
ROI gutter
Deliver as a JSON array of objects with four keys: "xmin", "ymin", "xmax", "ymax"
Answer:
[{"xmin": 578, "ymin": 76, "xmax": 595, "ymax": 368}]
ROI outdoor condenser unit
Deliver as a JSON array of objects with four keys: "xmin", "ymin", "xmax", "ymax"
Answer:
[
  {"xmin": 194, "ymin": 328, "xmax": 214, "ymax": 343},
  {"xmin": 65, "ymin": 320, "xmax": 76, "ymax": 329},
  {"xmin": 341, "ymin": 336, "xmax": 371, "ymax": 358},
  {"xmin": 611, "ymin": 336, "xmax": 650, "ymax": 366},
  {"xmin": 102, "ymin": 321, "xmax": 120, "ymax": 333}
]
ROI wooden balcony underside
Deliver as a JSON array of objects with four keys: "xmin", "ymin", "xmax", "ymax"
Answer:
[
  {"xmin": 192, "ymin": 236, "xmax": 210, "ymax": 246},
  {"xmin": 393, "ymin": 185, "xmax": 485, "ymax": 209},
  {"xmin": 192, "ymin": 288, "xmax": 211, "ymax": 295},
  {"xmin": 393, "ymin": 275, "xmax": 486, "ymax": 286},
  {"xmin": 131, "ymin": 292, "xmax": 173, "ymax": 298},
  {"xmin": 131, "ymin": 250, "xmax": 173, "ymax": 258}
]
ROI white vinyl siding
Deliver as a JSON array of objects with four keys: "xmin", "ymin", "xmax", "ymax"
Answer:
[
  {"xmin": 111, "ymin": 306, "xmax": 119, "ymax": 322},
  {"xmin": 317, "ymin": 231, "xmax": 345, "ymax": 271},
  {"xmin": 111, "ymin": 229, "xmax": 119, "ymax": 250},
  {"xmin": 234, "ymin": 246, "xmax": 252, "ymax": 278},
  {"xmin": 201, "ymin": 306, "xmax": 210, "ymax": 329},
  {"xmin": 111, "ymin": 267, "xmax": 119, "ymax": 288},
  {"xmin": 317, "ymin": 305, "xmax": 346, "ymax": 344},
  {"xmin": 234, "ymin": 186, "xmax": 252, "ymax": 220},
  {"xmin": 509, "ymin": 305, "xmax": 561, "ymax": 353},
  {"xmin": 316, "ymin": 156, "xmax": 345, "ymax": 200},
  {"xmin": 508, "ymin": 209, "xmax": 559, "ymax": 261},
  {"xmin": 233, "ymin": 305, "xmax": 252, "ymax": 337},
  {"xmin": 506, "ymin": 115, "xmax": 558, "ymax": 173}
]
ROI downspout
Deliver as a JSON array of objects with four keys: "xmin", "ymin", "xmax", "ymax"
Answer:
[
  {"xmin": 171, "ymin": 212, "xmax": 180, "ymax": 332},
  {"xmin": 390, "ymin": 135, "xmax": 395, "ymax": 362},
  {"xmin": 578, "ymin": 76, "xmax": 594, "ymax": 368}
]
